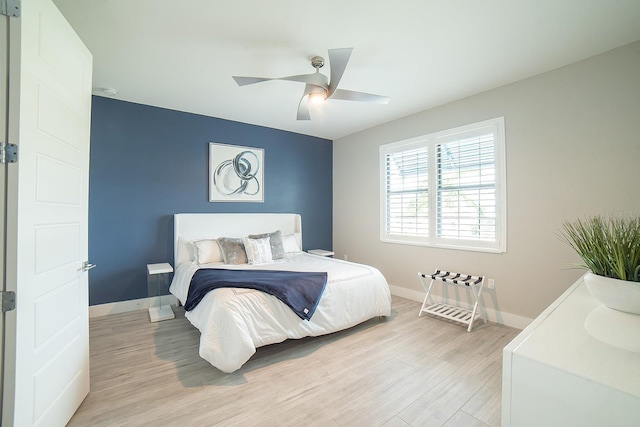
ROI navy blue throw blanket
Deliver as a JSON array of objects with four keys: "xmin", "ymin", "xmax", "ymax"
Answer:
[{"xmin": 185, "ymin": 268, "xmax": 328, "ymax": 321}]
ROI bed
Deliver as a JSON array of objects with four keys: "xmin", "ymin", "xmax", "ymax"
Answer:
[{"xmin": 169, "ymin": 213, "xmax": 392, "ymax": 373}]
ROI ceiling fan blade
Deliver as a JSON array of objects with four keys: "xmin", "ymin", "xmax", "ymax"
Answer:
[
  {"xmin": 296, "ymin": 84, "xmax": 313, "ymax": 120},
  {"xmin": 234, "ymin": 73, "xmax": 325, "ymax": 87},
  {"xmin": 280, "ymin": 73, "xmax": 325, "ymax": 86},
  {"xmin": 327, "ymin": 47, "xmax": 353, "ymax": 97},
  {"xmin": 330, "ymin": 88, "xmax": 390, "ymax": 104},
  {"xmin": 297, "ymin": 96, "xmax": 310, "ymax": 120},
  {"xmin": 233, "ymin": 76, "xmax": 272, "ymax": 86}
]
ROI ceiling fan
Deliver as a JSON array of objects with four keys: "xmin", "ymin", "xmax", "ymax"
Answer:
[{"xmin": 232, "ymin": 48, "xmax": 390, "ymax": 120}]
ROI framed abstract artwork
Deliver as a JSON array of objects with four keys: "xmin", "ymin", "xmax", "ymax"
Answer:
[{"xmin": 209, "ymin": 143, "xmax": 264, "ymax": 202}]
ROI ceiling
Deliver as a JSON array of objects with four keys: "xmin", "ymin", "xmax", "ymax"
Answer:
[{"xmin": 52, "ymin": 0, "xmax": 640, "ymax": 140}]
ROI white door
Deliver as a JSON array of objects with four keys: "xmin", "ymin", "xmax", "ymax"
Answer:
[
  {"xmin": 0, "ymin": 8, "xmax": 9, "ymax": 417},
  {"xmin": 3, "ymin": 0, "xmax": 93, "ymax": 425}
]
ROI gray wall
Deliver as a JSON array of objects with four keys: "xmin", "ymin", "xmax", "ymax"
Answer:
[{"xmin": 333, "ymin": 41, "xmax": 640, "ymax": 324}]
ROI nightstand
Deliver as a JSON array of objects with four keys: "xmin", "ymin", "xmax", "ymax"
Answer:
[
  {"xmin": 307, "ymin": 249, "xmax": 335, "ymax": 257},
  {"xmin": 147, "ymin": 262, "xmax": 175, "ymax": 322}
]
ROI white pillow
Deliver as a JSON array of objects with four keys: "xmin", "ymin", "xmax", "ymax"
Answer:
[
  {"xmin": 282, "ymin": 233, "xmax": 301, "ymax": 253},
  {"xmin": 194, "ymin": 239, "xmax": 222, "ymax": 264},
  {"xmin": 243, "ymin": 237, "xmax": 273, "ymax": 265},
  {"xmin": 177, "ymin": 237, "xmax": 197, "ymax": 264}
]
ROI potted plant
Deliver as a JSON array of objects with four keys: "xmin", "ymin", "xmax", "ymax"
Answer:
[{"xmin": 561, "ymin": 214, "xmax": 640, "ymax": 314}]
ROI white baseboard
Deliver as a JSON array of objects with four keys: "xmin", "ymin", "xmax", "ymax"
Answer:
[
  {"xmin": 90, "ymin": 287, "xmax": 533, "ymax": 329},
  {"xmin": 388, "ymin": 284, "xmax": 532, "ymax": 330},
  {"xmin": 89, "ymin": 295, "xmax": 179, "ymax": 318}
]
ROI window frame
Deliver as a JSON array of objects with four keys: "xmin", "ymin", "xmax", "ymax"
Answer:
[{"xmin": 379, "ymin": 117, "xmax": 507, "ymax": 253}]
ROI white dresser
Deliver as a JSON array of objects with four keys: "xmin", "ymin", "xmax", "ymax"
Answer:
[{"xmin": 502, "ymin": 276, "xmax": 640, "ymax": 427}]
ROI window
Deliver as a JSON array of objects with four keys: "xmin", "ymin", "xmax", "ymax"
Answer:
[{"xmin": 380, "ymin": 117, "xmax": 506, "ymax": 252}]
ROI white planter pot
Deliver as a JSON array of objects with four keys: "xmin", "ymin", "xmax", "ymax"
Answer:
[{"xmin": 584, "ymin": 272, "xmax": 640, "ymax": 315}]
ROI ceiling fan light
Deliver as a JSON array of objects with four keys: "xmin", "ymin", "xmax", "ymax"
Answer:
[{"xmin": 308, "ymin": 92, "xmax": 326, "ymax": 104}]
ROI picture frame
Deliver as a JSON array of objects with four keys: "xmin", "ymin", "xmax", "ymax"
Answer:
[{"xmin": 209, "ymin": 143, "xmax": 264, "ymax": 202}]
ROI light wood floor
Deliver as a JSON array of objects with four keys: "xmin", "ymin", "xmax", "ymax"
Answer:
[{"xmin": 68, "ymin": 296, "xmax": 519, "ymax": 427}]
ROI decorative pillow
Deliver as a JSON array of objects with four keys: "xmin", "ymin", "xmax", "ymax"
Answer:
[
  {"xmin": 177, "ymin": 237, "xmax": 197, "ymax": 263},
  {"xmin": 282, "ymin": 233, "xmax": 301, "ymax": 253},
  {"xmin": 243, "ymin": 237, "xmax": 273, "ymax": 265},
  {"xmin": 194, "ymin": 239, "xmax": 222, "ymax": 264},
  {"xmin": 248, "ymin": 230, "xmax": 285, "ymax": 259},
  {"xmin": 216, "ymin": 237, "xmax": 247, "ymax": 265}
]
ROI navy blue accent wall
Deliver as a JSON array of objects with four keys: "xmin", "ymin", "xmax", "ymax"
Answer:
[{"xmin": 89, "ymin": 97, "xmax": 332, "ymax": 306}]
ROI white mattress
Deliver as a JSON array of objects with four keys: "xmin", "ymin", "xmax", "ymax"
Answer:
[{"xmin": 170, "ymin": 252, "xmax": 392, "ymax": 373}]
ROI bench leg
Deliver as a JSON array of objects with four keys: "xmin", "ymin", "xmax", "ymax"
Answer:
[
  {"xmin": 467, "ymin": 301, "xmax": 479, "ymax": 332},
  {"xmin": 467, "ymin": 281, "xmax": 485, "ymax": 331},
  {"xmin": 418, "ymin": 276, "xmax": 435, "ymax": 317}
]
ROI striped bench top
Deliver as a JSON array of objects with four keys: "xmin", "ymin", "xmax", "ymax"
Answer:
[{"xmin": 420, "ymin": 270, "xmax": 484, "ymax": 286}]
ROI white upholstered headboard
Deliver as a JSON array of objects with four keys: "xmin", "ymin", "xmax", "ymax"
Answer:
[{"xmin": 174, "ymin": 213, "xmax": 302, "ymax": 266}]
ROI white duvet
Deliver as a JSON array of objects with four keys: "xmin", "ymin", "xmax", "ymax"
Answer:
[{"xmin": 170, "ymin": 252, "xmax": 392, "ymax": 373}]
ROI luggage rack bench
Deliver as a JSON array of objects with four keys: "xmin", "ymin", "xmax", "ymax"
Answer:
[{"xmin": 418, "ymin": 270, "xmax": 486, "ymax": 332}]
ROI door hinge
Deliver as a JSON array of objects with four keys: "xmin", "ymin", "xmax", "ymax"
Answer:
[
  {"xmin": 0, "ymin": 0, "xmax": 20, "ymax": 18},
  {"xmin": 1, "ymin": 291, "xmax": 16, "ymax": 312},
  {"xmin": 0, "ymin": 0, "xmax": 20, "ymax": 17},
  {"xmin": 0, "ymin": 142, "xmax": 17, "ymax": 163}
]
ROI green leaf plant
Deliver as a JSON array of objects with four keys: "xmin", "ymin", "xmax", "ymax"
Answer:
[{"xmin": 561, "ymin": 214, "xmax": 640, "ymax": 282}]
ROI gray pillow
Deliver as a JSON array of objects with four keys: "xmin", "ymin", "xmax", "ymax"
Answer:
[
  {"xmin": 248, "ymin": 230, "xmax": 285, "ymax": 259},
  {"xmin": 216, "ymin": 237, "xmax": 247, "ymax": 265}
]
